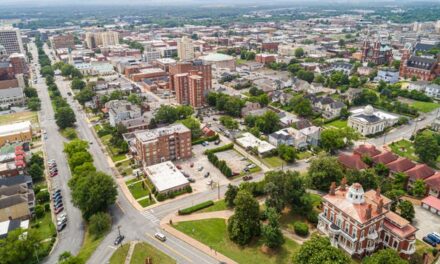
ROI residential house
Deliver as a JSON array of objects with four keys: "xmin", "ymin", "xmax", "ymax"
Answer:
[
  {"xmin": 374, "ymin": 68, "xmax": 399, "ymax": 84},
  {"xmin": 106, "ymin": 100, "xmax": 142, "ymax": 127},
  {"xmin": 0, "ymin": 175, "xmax": 34, "ymax": 221},
  {"xmin": 425, "ymin": 84, "xmax": 440, "ymax": 99}
]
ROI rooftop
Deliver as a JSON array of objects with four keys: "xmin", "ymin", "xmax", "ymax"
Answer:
[
  {"xmin": 199, "ymin": 53, "xmax": 235, "ymax": 62},
  {"xmin": 145, "ymin": 161, "xmax": 189, "ymax": 193},
  {"xmin": 0, "ymin": 121, "xmax": 31, "ymax": 138},
  {"xmin": 134, "ymin": 124, "xmax": 190, "ymax": 143}
]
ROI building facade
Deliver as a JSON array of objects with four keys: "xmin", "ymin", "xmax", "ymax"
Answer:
[
  {"xmin": 0, "ymin": 28, "xmax": 24, "ymax": 55},
  {"xmin": 400, "ymin": 49, "xmax": 439, "ymax": 81},
  {"xmin": 169, "ymin": 61, "xmax": 212, "ymax": 93},
  {"xmin": 0, "ymin": 121, "xmax": 32, "ymax": 147},
  {"xmin": 177, "ymin": 36, "xmax": 195, "ymax": 61},
  {"xmin": 133, "ymin": 124, "xmax": 192, "ymax": 166},
  {"xmin": 348, "ymin": 105, "xmax": 398, "ymax": 136},
  {"xmin": 361, "ymin": 41, "xmax": 392, "ymax": 65},
  {"xmin": 318, "ymin": 181, "xmax": 417, "ymax": 259}
]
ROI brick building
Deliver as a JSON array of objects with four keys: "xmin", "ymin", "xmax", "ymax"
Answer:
[
  {"xmin": 133, "ymin": 124, "xmax": 192, "ymax": 167},
  {"xmin": 400, "ymin": 49, "xmax": 440, "ymax": 81},
  {"xmin": 174, "ymin": 71, "xmax": 206, "ymax": 108},
  {"xmin": 51, "ymin": 34, "xmax": 75, "ymax": 50},
  {"xmin": 318, "ymin": 181, "xmax": 417, "ymax": 259},
  {"xmin": 360, "ymin": 41, "xmax": 392, "ymax": 65},
  {"xmin": 169, "ymin": 60, "xmax": 212, "ymax": 94}
]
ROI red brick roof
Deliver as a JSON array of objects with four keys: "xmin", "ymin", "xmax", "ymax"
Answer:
[
  {"xmin": 384, "ymin": 211, "xmax": 417, "ymax": 238},
  {"xmin": 406, "ymin": 164, "xmax": 435, "ymax": 182},
  {"xmin": 421, "ymin": 195, "xmax": 440, "ymax": 211},
  {"xmin": 354, "ymin": 144, "xmax": 381, "ymax": 157},
  {"xmin": 425, "ymin": 172, "xmax": 440, "ymax": 190},
  {"xmin": 338, "ymin": 153, "xmax": 368, "ymax": 170},
  {"xmin": 372, "ymin": 151, "xmax": 398, "ymax": 165},
  {"xmin": 386, "ymin": 157, "xmax": 416, "ymax": 173}
]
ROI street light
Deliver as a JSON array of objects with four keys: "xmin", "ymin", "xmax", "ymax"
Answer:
[{"xmin": 117, "ymin": 225, "xmax": 121, "ymax": 237}]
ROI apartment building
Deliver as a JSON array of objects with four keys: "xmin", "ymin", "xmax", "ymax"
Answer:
[
  {"xmin": 133, "ymin": 124, "xmax": 192, "ymax": 166},
  {"xmin": 177, "ymin": 36, "xmax": 195, "ymax": 61},
  {"xmin": 85, "ymin": 31, "xmax": 120, "ymax": 49},
  {"xmin": 105, "ymin": 100, "xmax": 142, "ymax": 127},
  {"xmin": 51, "ymin": 34, "xmax": 75, "ymax": 50},
  {"xmin": 0, "ymin": 175, "xmax": 34, "ymax": 221},
  {"xmin": 318, "ymin": 181, "xmax": 417, "ymax": 260},
  {"xmin": 169, "ymin": 61, "xmax": 212, "ymax": 92},
  {"xmin": 0, "ymin": 28, "xmax": 24, "ymax": 55},
  {"xmin": 174, "ymin": 71, "xmax": 206, "ymax": 108}
]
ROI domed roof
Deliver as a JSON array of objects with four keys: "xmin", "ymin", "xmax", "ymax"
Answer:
[
  {"xmin": 346, "ymin": 183, "xmax": 365, "ymax": 204},
  {"xmin": 364, "ymin": 105, "xmax": 374, "ymax": 116}
]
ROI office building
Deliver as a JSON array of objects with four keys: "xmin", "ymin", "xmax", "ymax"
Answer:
[
  {"xmin": 177, "ymin": 36, "xmax": 194, "ymax": 61},
  {"xmin": 85, "ymin": 31, "xmax": 120, "ymax": 49},
  {"xmin": 51, "ymin": 34, "xmax": 75, "ymax": 50},
  {"xmin": 0, "ymin": 28, "xmax": 24, "ymax": 55},
  {"xmin": 145, "ymin": 161, "xmax": 190, "ymax": 195}
]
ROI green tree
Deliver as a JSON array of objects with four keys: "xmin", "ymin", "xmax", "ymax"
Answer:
[
  {"xmin": 277, "ymin": 144, "xmax": 297, "ymax": 163},
  {"xmin": 255, "ymin": 111, "xmax": 281, "ymax": 134},
  {"xmin": 61, "ymin": 64, "xmax": 75, "ymax": 77},
  {"xmin": 24, "ymin": 87, "xmax": 38, "ymax": 98},
  {"xmin": 68, "ymin": 151, "xmax": 93, "ymax": 170},
  {"xmin": 314, "ymin": 74, "xmax": 325, "ymax": 83},
  {"xmin": 296, "ymin": 70, "xmax": 315, "ymax": 83},
  {"xmin": 75, "ymin": 88, "xmax": 95, "ymax": 105},
  {"xmin": 181, "ymin": 117, "xmax": 202, "ymax": 140},
  {"xmin": 55, "ymin": 106, "xmax": 76, "ymax": 129},
  {"xmin": 374, "ymin": 163, "xmax": 389, "ymax": 177},
  {"xmin": 0, "ymin": 229, "xmax": 41, "ymax": 264},
  {"xmin": 346, "ymin": 169, "xmax": 379, "ymax": 190},
  {"xmin": 127, "ymin": 94, "xmax": 142, "ymax": 105},
  {"xmin": 308, "ymin": 154, "xmax": 344, "ymax": 192},
  {"xmin": 393, "ymin": 172, "xmax": 408, "ymax": 190},
  {"xmin": 88, "ymin": 212, "xmax": 112, "ymax": 237},
  {"xmin": 349, "ymin": 76, "xmax": 360, "ymax": 88},
  {"xmin": 363, "ymin": 248, "xmax": 407, "ymax": 264},
  {"xmin": 414, "ymin": 131, "xmax": 440, "ymax": 165},
  {"xmin": 29, "ymin": 153, "xmax": 44, "ymax": 167},
  {"xmin": 320, "ymin": 128, "xmax": 345, "ymax": 153},
  {"xmin": 398, "ymin": 200, "xmax": 415, "ymax": 222},
  {"xmin": 64, "ymin": 139, "xmax": 88, "ymax": 157},
  {"xmin": 392, "ymin": 60, "xmax": 401, "ymax": 70},
  {"xmin": 70, "ymin": 171, "xmax": 117, "ymax": 219},
  {"xmin": 225, "ymin": 184, "xmax": 238, "ymax": 208},
  {"xmin": 220, "ymin": 116, "xmax": 239, "ymax": 130},
  {"xmin": 292, "ymin": 235, "xmax": 350, "ymax": 264},
  {"xmin": 27, "ymin": 97, "xmax": 41, "ymax": 111},
  {"xmin": 227, "ymin": 190, "xmax": 260, "ymax": 245},
  {"xmin": 262, "ymin": 207, "xmax": 284, "ymax": 249},
  {"xmin": 412, "ymin": 179, "xmax": 426, "ymax": 198},
  {"xmin": 290, "ymin": 97, "xmax": 313, "ymax": 117},
  {"xmin": 41, "ymin": 65, "xmax": 54, "ymax": 77},
  {"xmin": 71, "ymin": 78, "xmax": 86, "ymax": 90},
  {"xmin": 28, "ymin": 163, "xmax": 43, "ymax": 181},
  {"xmin": 294, "ymin": 48, "xmax": 304, "ymax": 58}
]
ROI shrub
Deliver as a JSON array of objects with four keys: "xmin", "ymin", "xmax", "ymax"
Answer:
[
  {"xmin": 36, "ymin": 191, "xmax": 50, "ymax": 204},
  {"xmin": 178, "ymin": 201, "xmax": 214, "ymax": 215},
  {"xmin": 306, "ymin": 211, "xmax": 318, "ymax": 224},
  {"xmin": 432, "ymin": 248, "xmax": 438, "ymax": 257},
  {"xmin": 35, "ymin": 205, "xmax": 45, "ymax": 218},
  {"xmin": 204, "ymin": 143, "xmax": 234, "ymax": 155},
  {"xmin": 293, "ymin": 221, "xmax": 309, "ymax": 236},
  {"xmin": 156, "ymin": 193, "xmax": 166, "ymax": 201},
  {"xmin": 44, "ymin": 203, "xmax": 50, "ymax": 211},
  {"xmin": 88, "ymin": 212, "xmax": 111, "ymax": 237},
  {"xmin": 192, "ymin": 134, "xmax": 219, "ymax": 145}
]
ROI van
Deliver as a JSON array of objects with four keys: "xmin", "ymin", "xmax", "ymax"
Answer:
[{"xmin": 155, "ymin": 232, "xmax": 166, "ymax": 242}]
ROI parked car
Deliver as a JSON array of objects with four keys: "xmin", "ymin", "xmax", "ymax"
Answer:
[
  {"xmin": 204, "ymin": 172, "xmax": 210, "ymax": 178},
  {"xmin": 52, "ymin": 192, "xmax": 62, "ymax": 199},
  {"xmin": 53, "ymin": 196, "xmax": 62, "ymax": 202},
  {"xmin": 243, "ymin": 175, "xmax": 253, "ymax": 181},
  {"xmin": 187, "ymin": 178, "xmax": 195, "ymax": 183},
  {"xmin": 197, "ymin": 166, "xmax": 204, "ymax": 171},
  {"xmin": 57, "ymin": 217, "xmax": 67, "ymax": 226},
  {"xmin": 57, "ymin": 213, "xmax": 67, "ymax": 222},
  {"xmin": 55, "ymin": 206, "xmax": 64, "ymax": 214},
  {"xmin": 247, "ymin": 164, "xmax": 256, "ymax": 169},
  {"xmin": 114, "ymin": 235, "xmax": 125, "ymax": 245},
  {"xmin": 176, "ymin": 165, "xmax": 182, "ymax": 170},
  {"xmin": 155, "ymin": 232, "xmax": 166, "ymax": 242},
  {"xmin": 57, "ymin": 222, "xmax": 66, "ymax": 232},
  {"xmin": 232, "ymin": 172, "xmax": 240, "ymax": 176},
  {"xmin": 214, "ymin": 139, "xmax": 221, "ymax": 145},
  {"xmin": 432, "ymin": 232, "xmax": 440, "ymax": 241},
  {"xmin": 423, "ymin": 236, "xmax": 437, "ymax": 247},
  {"xmin": 50, "ymin": 172, "xmax": 58, "ymax": 177},
  {"xmin": 54, "ymin": 202, "xmax": 63, "ymax": 209},
  {"xmin": 428, "ymin": 234, "xmax": 440, "ymax": 244}
]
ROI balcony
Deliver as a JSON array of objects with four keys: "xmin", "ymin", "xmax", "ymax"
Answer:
[
  {"xmin": 367, "ymin": 230, "xmax": 378, "ymax": 240},
  {"xmin": 400, "ymin": 246, "xmax": 416, "ymax": 255}
]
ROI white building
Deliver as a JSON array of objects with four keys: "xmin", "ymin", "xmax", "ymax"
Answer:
[
  {"xmin": 145, "ymin": 161, "xmax": 190, "ymax": 194},
  {"xmin": 199, "ymin": 53, "xmax": 236, "ymax": 71},
  {"xmin": 348, "ymin": 105, "xmax": 399, "ymax": 136},
  {"xmin": 0, "ymin": 87, "xmax": 25, "ymax": 108},
  {"xmin": 236, "ymin": 132, "xmax": 276, "ymax": 156},
  {"xmin": 177, "ymin": 36, "xmax": 194, "ymax": 61},
  {"xmin": 0, "ymin": 28, "xmax": 24, "ymax": 55},
  {"xmin": 106, "ymin": 100, "xmax": 141, "ymax": 127},
  {"xmin": 425, "ymin": 84, "xmax": 440, "ymax": 99}
]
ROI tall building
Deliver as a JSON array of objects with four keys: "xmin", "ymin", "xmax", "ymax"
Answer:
[
  {"xmin": 169, "ymin": 61, "xmax": 212, "ymax": 92},
  {"xmin": 399, "ymin": 49, "xmax": 440, "ymax": 81},
  {"xmin": 177, "ymin": 36, "xmax": 194, "ymax": 61},
  {"xmin": 174, "ymin": 71, "xmax": 206, "ymax": 108},
  {"xmin": 51, "ymin": 34, "xmax": 75, "ymax": 50},
  {"xmin": 85, "ymin": 31, "xmax": 119, "ymax": 49},
  {"xmin": 0, "ymin": 28, "xmax": 24, "ymax": 55},
  {"xmin": 318, "ymin": 181, "xmax": 417, "ymax": 259},
  {"xmin": 133, "ymin": 124, "xmax": 192, "ymax": 166},
  {"xmin": 360, "ymin": 40, "xmax": 392, "ymax": 65}
]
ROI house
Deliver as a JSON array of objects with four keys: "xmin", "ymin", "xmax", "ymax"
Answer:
[
  {"xmin": 318, "ymin": 182, "xmax": 417, "ymax": 259},
  {"xmin": 407, "ymin": 81, "xmax": 429, "ymax": 92},
  {"xmin": 268, "ymin": 128, "xmax": 308, "ymax": 149},
  {"xmin": 0, "ymin": 175, "xmax": 34, "ymax": 221},
  {"xmin": 385, "ymin": 157, "xmax": 416, "ymax": 174},
  {"xmin": 425, "ymin": 84, "xmax": 440, "ymax": 99},
  {"xmin": 338, "ymin": 153, "xmax": 369, "ymax": 170},
  {"xmin": 299, "ymin": 126, "xmax": 321, "ymax": 147},
  {"xmin": 425, "ymin": 173, "xmax": 440, "ymax": 198},
  {"xmin": 312, "ymin": 96, "xmax": 345, "ymax": 119},
  {"xmin": 405, "ymin": 164, "xmax": 435, "ymax": 187},
  {"xmin": 374, "ymin": 68, "xmax": 399, "ymax": 84},
  {"xmin": 344, "ymin": 88, "xmax": 362, "ymax": 104},
  {"xmin": 105, "ymin": 100, "xmax": 142, "ymax": 127},
  {"xmin": 278, "ymin": 112, "xmax": 299, "ymax": 127},
  {"xmin": 354, "ymin": 144, "xmax": 381, "ymax": 158},
  {"xmin": 241, "ymin": 102, "xmax": 261, "ymax": 117},
  {"xmin": 0, "ymin": 218, "xmax": 29, "ymax": 238},
  {"xmin": 315, "ymin": 62, "xmax": 353, "ymax": 76},
  {"xmin": 372, "ymin": 151, "xmax": 398, "ymax": 165},
  {"xmin": 421, "ymin": 196, "xmax": 440, "ymax": 216},
  {"xmin": 236, "ymin": 132, "xmax": 276, "ymax": 156}
]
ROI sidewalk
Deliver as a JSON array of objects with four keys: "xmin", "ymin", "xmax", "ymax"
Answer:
[{"xmin": 161, "ymin": 210, "xmax": 237, "ymax": 264}]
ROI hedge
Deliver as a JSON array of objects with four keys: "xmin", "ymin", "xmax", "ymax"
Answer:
[
  {"xmin": 192, "ymin": 134, "xmax": 219, "ymax": 145},
  {"xmin": 204, "ymin": 143, "xmax": 234, "ymax": 155},
  {"xmin": 178, "ymin": 200, "xmax": 214, "ymax": 215},
  {"xmin": 293, "ymin": 221, "xmax": 309, "ymax": 236},
  {"xmin": 207, "ymin": 152, "xmax": 233, "ymax": 177}
]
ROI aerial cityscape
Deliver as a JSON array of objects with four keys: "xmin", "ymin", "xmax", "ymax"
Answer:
[{"xmin": 0, "ymin": 1, "xmax": 440, "ymax": 264}]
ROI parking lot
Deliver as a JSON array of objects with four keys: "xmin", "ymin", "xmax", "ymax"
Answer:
[
  {"xmin": 215, "ymin": 149, "xmax": 250, "ymax": 174},
  {"xmin": 413, "ymin": 205, "xmax": 440, "ymax": 240}
]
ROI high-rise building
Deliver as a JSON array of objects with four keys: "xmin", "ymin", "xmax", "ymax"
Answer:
[
  {"xmin": 51, "ymin": 34, "xmax": 75, "ymax": 50},
  {"xmin": 133, "ymin": 124, "xmax": 192, "ymax": 166},
  {"xmin": 177, "ymin": 36, "xmax": 194, "ymax": 61},
  {"xmin": 0, "ymin": 28, "xmax": 24, "ymax": 55},
  {"xmin": 174, "ymin": 71, "xmax": 206, "ymax": 108},
  {"xmin": 169, "ymin": 61, "xmax": 212, "ymax": 93},
  {"xmin": 85, "ymin": 31, "xmax": 120, "ymax": 49}
]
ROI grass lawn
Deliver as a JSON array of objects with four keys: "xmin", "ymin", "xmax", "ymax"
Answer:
[
  {"xmin": 130, "ymin": 242, "xmax": 176, "ymax": 264},
  {"xmin": 389, "ymin": 139, "xmax": 418, "ymax": 162},
  {"xmin": 31, "ymin": 209, "xmax": 56, "ymax": 242},
  {"xmin": 324, "ymin": 119, "xmax": 348, "ymax": 129},
  {"xmin": 174, "ymin": 218, "xmax": 300, "ymax": 264},
  {"xmin": 128, "ymin": 181, "xmax": 150, "ymax": 200},
  {"xmin": 101, "ymin": 134, "xmax": 127, "ymax": 162},
  {"xmin": 262, "ymin": 156, "xmax": 284, "ymax": 168},
  {"xmin": 0, "ymin": 111, "xmax": 39, "ymax": 127},
  {"xmin": 138, "ymin": 197, "xmax": 155, "ymax": 207},
  {"xmin": 109, "ymin": 243, "xmax": 129, "ymax": 264},
  {"xmin": 236, "ymin": 59, "xmax": 246, "ymax": 65},
  {"xmin": 412, "ymin": 101, "xmax": 440, "ymax": 113},
  {"xmin": 125, "ymin": 178, "xmax": 139, "ymax": 185},
  {"xmin": 77, "ymin": 228, "xmax": 106, "ymax": 263},
  {"xmin": 199, "ymin": 199, "xmax": 228, "ymax": 213},
  {"xmin": 116, "ymin": 160, "xmax": 133, "ymax": 176},
  {"xmin": 297, "ymin": 151, "xmax": 312, "ymax": 160}
]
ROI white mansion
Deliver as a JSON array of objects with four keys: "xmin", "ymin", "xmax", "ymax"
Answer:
[{"xmin": 348, "ymin": 105, "xmax": 399, "ymax": 136}]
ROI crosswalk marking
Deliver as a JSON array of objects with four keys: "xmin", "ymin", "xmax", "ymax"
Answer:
[{"xmin": 141, "ymin": 210, "xmax": 160, "ymax": 224}]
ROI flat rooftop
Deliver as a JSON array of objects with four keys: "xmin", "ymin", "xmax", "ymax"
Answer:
[
  {"xmin": 134, "ymin": 123, "xmax": 189, "ymax": 143},
  {"xmin": 145, "ymin": 161, "xmax": 189, "ymax": 193}
]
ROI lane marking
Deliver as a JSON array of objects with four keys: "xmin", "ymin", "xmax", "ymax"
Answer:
[{"xmin": 145, "ymin": 233, "xmax": 193, "ymax": 263}]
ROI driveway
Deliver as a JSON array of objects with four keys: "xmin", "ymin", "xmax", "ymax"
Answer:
[{"xmin": 413, "ymin": 205, "xmax": 440, "ymax": 240}]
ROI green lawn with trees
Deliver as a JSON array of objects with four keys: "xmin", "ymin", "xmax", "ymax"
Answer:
[{"xmin": 411, "ymin": 101, "xmax": 440, "ymax": 113}]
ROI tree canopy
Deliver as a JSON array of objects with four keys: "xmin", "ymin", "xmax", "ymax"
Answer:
[
  {"xmin": 292, "ymin": 235, "xmax": 350, "ymax": 264},
  {"xmin": 308, "ymin": 154, "xmax": 344, "ymax": 192}
]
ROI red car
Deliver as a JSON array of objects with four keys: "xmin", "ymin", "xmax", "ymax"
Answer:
[
  {"xmin": 50, "ymin": 172, "xmax": 58, "ymax": 177},
  {"xmin": 176, "ymin": 165, "xmax": 182, "ymax": 170},
  {"xmin": 55, "ymin": 206, "xmax": 64, "ymax": 214}
]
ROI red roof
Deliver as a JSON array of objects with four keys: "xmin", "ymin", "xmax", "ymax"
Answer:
[
  {"xmin": 384, "ymin": 211, "xmax": 417, "ymax": 238},
  {"xmin": 338, "ymin": 153, "xmax": 368, "ymax": 170},
  {"xmin": 15, "ymin": 146, "xmax": 23, "ymax": 151},
  {"xmin": 372, "ymin": 151, "xmax": 398, "ymax": 165},
  {"xmin": 425, "ymin": 173, "xmax": 440, "ymax": 190},
  {"xmin": 421, "ymin": 195, "xmax": 440, "ymax": 211},
  {"xmin": 15, "ymin": 160, "xmax": 25, "ymax": 167},
  {"xmin": 406, "ymin": 164, "xmax": 435, "ymax": 182},
  {"xmin": 354, "ymin": 144, "xmax": 381, "ymax": 157},
  {"xmin": 15, "ymin": 155, "xmax": 24, "ymax": 161},
  {"xmin": 386, "ymin": 157, "xmax": 416, "ymax": 173},
  {"xmin": 15, "ymin": 149, "xmax": 24, "ymax": 155}
]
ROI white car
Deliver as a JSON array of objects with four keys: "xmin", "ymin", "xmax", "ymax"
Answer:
[
  {"xmin": 197, "ymin": 166, "xmax": 203, "ymax": 171},
  {"xmin": 155, "ymin": 232, "xmax": 166, "ymax": 242}
]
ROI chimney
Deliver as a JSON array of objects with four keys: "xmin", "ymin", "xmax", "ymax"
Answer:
[
  {"xmin": 375, "ymin": 187, "xmax": 381, "ymax": 198},
  {"xmin": 329, "ymin": 182, "xmax": 336, "ymax": 195},
  {"xmin": 365, "ymin": 204, "xmax": 372, "ymax": 219},
  {"xmin": 340, "ymin": 177, "xmax": 347, "ymax": 191},
  {"xmin": 376, "ymin": 199, "xmax": 384, "ymax": 214}
]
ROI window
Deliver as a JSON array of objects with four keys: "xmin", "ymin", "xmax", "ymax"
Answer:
[
  {"xmin": 352, "ymin": 227, "xmax": 357, "ymax": 239},
  {"xmin": 324, "ymin": 208, "xmax": 328, "ymax": 218},
  {"xmin": 384, "ymin": 234, "xmax": 390, "ymax": 244},
  {"xmin": 393, "ymin": 240, "xmax": 398, "ymax": 249},
  {"xmin": 336, "ymin": 217, "xmax": 342, "ymax": 228},
  {"xmin": 330, "ymin": 213, "xmax": 334, "ymax": 222},
  {"xmin": 361, "ymin": 230, "xmax": 364, "ymax": 238},
  {"xmin": 344, "ymin": 223, "xmax": 349, "ymax": 233}
]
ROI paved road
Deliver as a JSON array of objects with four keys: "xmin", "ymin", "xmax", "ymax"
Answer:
[
  {"xmin": 28, "ymin": 42, "xmax": 85, "ymax": 264},
  {"xmin": 366, "ymin": 109, "xmax": 440, "ymax": 146}
]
